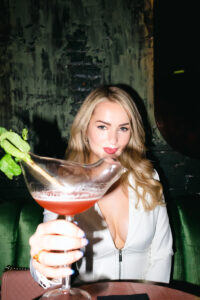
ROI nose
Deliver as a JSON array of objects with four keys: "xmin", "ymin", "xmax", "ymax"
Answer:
[{"xmin": 108, "ymin": 129, "xmax": 118, "ymax": 145}]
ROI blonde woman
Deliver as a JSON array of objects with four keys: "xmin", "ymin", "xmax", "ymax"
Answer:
[{"xmin": 30, "ymin": 86, "xmax": 173, "ymax": 288}]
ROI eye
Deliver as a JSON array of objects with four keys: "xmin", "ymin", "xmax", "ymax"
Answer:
[
  {"xmin": 97, "ymin": 125, "xmax": 107, "ymax": 130},
  {"xmin": 120, "ymin": 126, "xmax": 129, "ymax": 132}
]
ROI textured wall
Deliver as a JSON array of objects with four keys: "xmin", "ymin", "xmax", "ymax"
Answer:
[
  {"xmin": 0, "ymin": 0, "xmax": 200, "ymax": 201},
  {"xmin": 0, "ymin": 0, "xmax": 154, "ymax": 143}
]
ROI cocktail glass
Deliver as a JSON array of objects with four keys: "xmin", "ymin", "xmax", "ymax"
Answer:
[{"xmin": 21, "ymin": 153, "xmax": 126, "ymax": 299}]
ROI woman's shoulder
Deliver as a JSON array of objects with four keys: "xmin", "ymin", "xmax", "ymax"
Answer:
[
  {"xmin": 128, "ymin": 169, "xmax": 165, "ymax": 209},
  {"xmin": 128, "ymin": 168, "xmax": 160, "ymax": 183},
  {"xmin": 152, "ymin": 169, "xmax": 160, "ymax": 180}
]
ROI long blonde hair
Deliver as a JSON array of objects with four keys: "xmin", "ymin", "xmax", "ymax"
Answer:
[{"xmin": 65, "ymin": 86, "xmax": 163, "ymax": 210}]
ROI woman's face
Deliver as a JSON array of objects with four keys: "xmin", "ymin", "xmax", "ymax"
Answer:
[{"xmin": 86, "ymin": 100, "xmax": 131, "ymax": 163}]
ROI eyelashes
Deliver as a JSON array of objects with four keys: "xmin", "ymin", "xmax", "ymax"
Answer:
[
  {"xmin": 97, "ymin": 125, "xmax": 129, "ymax": 132},
  {"xmin": 97, "ymin": 125, "xmax": 106, "ymax": 130},
  {"xmin": 120, "ymin": 127, "xmax": 129, "ymax": 132}
]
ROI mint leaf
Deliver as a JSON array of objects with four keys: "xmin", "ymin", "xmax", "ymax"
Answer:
[
  {"xmin": 0, "ymin": 127, "xmax": 31, "ymax": 179},
  {"xmin": 0, "ymin": 127, "xmax": 7, "ymax": 136},
  {"xmin": 0, "ymin": 153, "xmax": 22, "ymax": 179}
]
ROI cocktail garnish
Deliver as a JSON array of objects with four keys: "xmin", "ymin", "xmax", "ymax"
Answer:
[
  {"xmin": 0, "ymin": 127, "xmax": 62, "ymax": 185},
  {"xmin": 0, "ymin": 127, "xmax": 31, "ymax": 179}
]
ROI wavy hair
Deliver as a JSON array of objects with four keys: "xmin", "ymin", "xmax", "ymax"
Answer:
[{"xmin": 65, "ymin": 86, "xmax": 163, "ymax": 210}]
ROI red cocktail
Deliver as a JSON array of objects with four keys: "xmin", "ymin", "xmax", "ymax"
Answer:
[
  {"xmin": 33, "ymin": 190, "xmax": 99, "ymax": 215},
  {"xmin": 21, "ymin": 153, "xmax": 125, "ymax": 299}
]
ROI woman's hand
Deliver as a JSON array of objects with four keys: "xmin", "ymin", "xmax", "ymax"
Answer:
[{"xmin": 29, "ymin": 219, "xmax": 88, "ymax": 279}]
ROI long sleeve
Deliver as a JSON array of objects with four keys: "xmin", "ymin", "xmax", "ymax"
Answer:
[{"xmin": 144, "ymin": 204, "xmax": 173, "ymax": 283}]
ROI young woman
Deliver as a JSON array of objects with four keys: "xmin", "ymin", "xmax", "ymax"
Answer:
[{"xmin": 30, "ymin": 86, "xmax": 173, "ymax": 288}]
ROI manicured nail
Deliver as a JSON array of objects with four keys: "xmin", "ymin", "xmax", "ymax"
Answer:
[
  {"xmin": 81, "ymin": 238, "xmax": 89, "ymax": 247},
  {"xmin": 69, "ymin": 269, "xmax": 75, "ymax": 275},
  {"xmin": 77, "ymin": 230, "xmax": 85, "ymax": 238},
  {"xmin": 64, "ymin": 268, "xmax": 75, "ymax": 276}
]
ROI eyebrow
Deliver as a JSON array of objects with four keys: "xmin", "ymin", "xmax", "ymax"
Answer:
[{"xmin": 96, "ymin": 120, "xmax": 130, "ymax": 126}]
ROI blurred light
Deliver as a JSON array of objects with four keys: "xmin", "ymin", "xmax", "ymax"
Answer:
[{"xmin": 173, "ymin": 69, "xmax": 185, "ymax": 74}]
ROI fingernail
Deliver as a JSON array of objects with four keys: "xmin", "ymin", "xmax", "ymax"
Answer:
[
  {"xmin": 74, "ymin": 221, "xmax": 79, "ymax": 225},
  {"xmin": 64, "ymin": 268, "xmax": 75, "ymax": 276},
  {"xmin": 81, "ymin": 238, "xmax": 89, "ymax": 247},
  {"xmin": 76, "ymin": 250, "xmax": 84, "ymax": 260},
  {"xmin": 69, "ymin": 269, "xmax": 75, "ymax": 275},
  {"xmin": 77, "ymin": 230, "xmax": 85, "ymax": 238}
]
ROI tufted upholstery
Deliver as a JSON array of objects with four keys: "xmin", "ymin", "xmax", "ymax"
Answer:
[
  {"xmin": 0, "ymin": 195, "xmax": 200, "ymax": 290},
  {"xmin": 0, "ymin": 199, "xmax": 43, "ymax": 281}
]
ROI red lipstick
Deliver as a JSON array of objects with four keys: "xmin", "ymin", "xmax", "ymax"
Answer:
[{"xmin": 103, "ymin": 147, "xmax": 118, "ymax": 154}]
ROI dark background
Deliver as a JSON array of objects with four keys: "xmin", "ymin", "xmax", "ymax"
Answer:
[{"xmin": 0, "ymin": 0, "xmax": 199, "ymax": 226}]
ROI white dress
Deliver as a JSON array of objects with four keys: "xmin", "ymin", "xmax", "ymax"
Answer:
[{"xmin": 30, "ymin": 172, "xmax": 173, "ymax": 288}]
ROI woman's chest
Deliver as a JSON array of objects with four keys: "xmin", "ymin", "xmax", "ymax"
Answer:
[
  {"xmin": 97, "ymin": 186, "xmax": 129, "ymax": 248},
  {"xmin": 76, "ymin": 195, "xmax": 158, "ymax": 252}
]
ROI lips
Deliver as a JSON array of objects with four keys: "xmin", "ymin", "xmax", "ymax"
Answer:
[{"xmin": 103, "ymin": 147, "xmax": 118, "ymax": 154}]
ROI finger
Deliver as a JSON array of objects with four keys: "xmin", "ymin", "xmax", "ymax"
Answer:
[
  {"xmin": 42, "ymin": 235, "xmax": 88, "ymax": 251},
  {"xmin": 35, "ymin": 220, "xmax": 85, "ymax": 237},
  {"xmin": 29, "ymin": 219, "xmax": 86, "ymax": 249},
  {"xmin": 33, "ymin": 250, "xmax": 84, "ymax": 267},
  {"xmin": 32, "ymin": 259, "xmax": 74, "ymax": 279},
  {"xmin": 31, "ymin": 234, "xmax": 88, "ymax": 251}
]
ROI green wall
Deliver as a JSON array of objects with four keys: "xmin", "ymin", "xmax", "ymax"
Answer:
[{"xmin": 0, "ymin": 0, "xmax": 200, "ymax": 202}]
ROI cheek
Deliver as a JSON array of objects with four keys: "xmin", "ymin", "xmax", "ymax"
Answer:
[
  {"xmin": 120, "ymin": 133, "xmax": 131, "ymax": 148},
  {"xmin": 87, "ymin": 129, "xmax": 105, "ymax": 146}
]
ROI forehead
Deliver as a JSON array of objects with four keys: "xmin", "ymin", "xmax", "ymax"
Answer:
[{"xmin": 92, "ymin": 100, "xmax": 130, "ymax": 120}]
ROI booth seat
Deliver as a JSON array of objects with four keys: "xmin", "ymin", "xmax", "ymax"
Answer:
[{"xmin": 0, "ymin": 194, "xmax": 200, "ymax": 291}]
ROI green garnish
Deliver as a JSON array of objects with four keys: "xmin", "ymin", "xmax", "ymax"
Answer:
[
  {"xmin": 0, "ymin": 153, "xmax": 22, "ymax": 179},
  {"xmin": 0, "ymin": 127, "xmax": 61, "ymax": 186},
  {"xmin": 22, "ymin": 128, "xmax": 28, "ymax": 141},
  {"xmin": 0, "ymin": 127, "xmax": 31, "ymax": 179}
]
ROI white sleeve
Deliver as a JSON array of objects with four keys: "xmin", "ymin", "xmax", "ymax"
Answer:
[
  {"xmin": 144, "ymin": 205, "xmax": 173, "ymax": 283},
  {"xmin": 144, "ymin": 170, "xmax": 173, "ymax": 283},
  {"xmin": 30, "ymin": 209, "xmax": 61, "ymax": 289}
]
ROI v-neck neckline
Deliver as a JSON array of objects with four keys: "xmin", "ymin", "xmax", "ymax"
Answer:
[{"xmin": 95, "ymin": 184, "xmax": 132, "ymax": 250}]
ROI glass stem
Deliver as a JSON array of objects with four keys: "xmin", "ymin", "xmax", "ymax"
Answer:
[
  {"xmin": 62, "ymin": 276, "xmax": 70, "ymax": 290},
  {"xmin": 61, "ymin": 215, "xmax": 74, "ymax": 290}
]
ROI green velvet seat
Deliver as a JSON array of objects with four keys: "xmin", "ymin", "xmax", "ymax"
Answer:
[
  {"xmin": 0, "ymin": 199, "xmax": 43, "ymax": 281},
  {"xmin": 168, "ymin": 195, "xmax": 200, "ymax": 288},
  {"xmin": 0, "ymin": 195, "xmax": 200, "ymax": 291}
]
